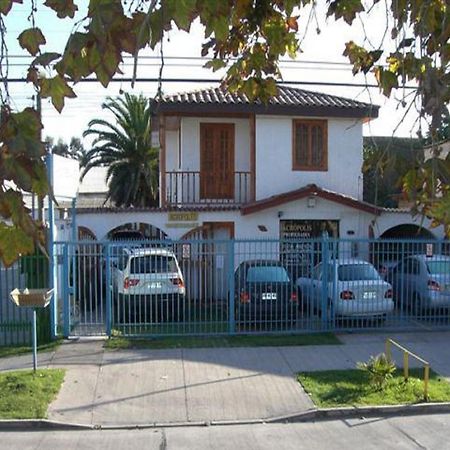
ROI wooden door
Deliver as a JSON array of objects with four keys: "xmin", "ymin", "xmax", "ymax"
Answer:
[{"xmin": 200, "ymin": 123, "xmax": 235, "ymax": 199}]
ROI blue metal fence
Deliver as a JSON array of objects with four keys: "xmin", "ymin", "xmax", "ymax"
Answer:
[
  {"xmin": 0, "ymin": 253, "xmax": 50, "ymax": 346},
  {"xmin": 51, "ymin": 237, "xmax": 450, "ymax": 338}
]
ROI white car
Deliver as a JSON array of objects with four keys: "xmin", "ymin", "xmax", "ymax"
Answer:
[
  {"xmin": 112, "ymin": 247, "xmax": 185, "ymax": 323},
  {"xmin": 296, "ymin": 259, "xmax": 394, "ymax": 318},
  {"xmin": 388, "ymin": 254, "xmax": 450, "ymax": 311}
]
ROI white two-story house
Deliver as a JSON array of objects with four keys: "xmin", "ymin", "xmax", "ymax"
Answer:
[
  {"xmin": 75, "ymin": 85, "xmax": 445, "ymax": 242},
  {"xmin": 149, "ymin": 85, "xmax": 380, "ymax": 241}
]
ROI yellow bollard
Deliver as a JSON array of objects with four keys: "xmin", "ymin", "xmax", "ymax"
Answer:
[
  {"xmin": 424, "ymin": 364, "xmax": 430, "ymax": 401},
  {"xmin": 403, "ymin": 351, "xmax": 409, "ymax": 381},
  {"xmin": 385, "ymin": 339, "xmax": 392, "ymax": 362}
]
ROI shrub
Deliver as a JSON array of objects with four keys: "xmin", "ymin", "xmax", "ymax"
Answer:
[{"xmin": 357, "ymin": 353, "xmax": 396, "ymax": 390}]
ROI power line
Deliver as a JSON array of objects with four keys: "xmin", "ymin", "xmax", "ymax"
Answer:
[
  {"xmin": 5, "ymin": 54, "xmax": 355, "ymax": 66},
  {"xmin": 1, "ymin": 76, "xmax": 417, "ymax": 89}
]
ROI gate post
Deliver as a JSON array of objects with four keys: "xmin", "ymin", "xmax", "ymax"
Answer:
[
  {"xmin": 321, "ymin": 233, "xmax": 330, "ymax": 328},
  {"xmin": 227, "ymin": 239, "xmax": 235, "ymax": 334},
  {"xmin": 105, "ymin": 243, "xmax": 112, "ymax": 337},
  {"xmin": 62, "ymin": 243, "xmax": 70, "ymax": 338}
]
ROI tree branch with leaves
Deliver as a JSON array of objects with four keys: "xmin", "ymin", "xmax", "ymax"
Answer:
[{"xmin": 0, "ymin": 0, "xmax": 449, "ymax": 266}]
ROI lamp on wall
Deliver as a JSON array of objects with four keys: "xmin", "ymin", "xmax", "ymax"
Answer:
[
  {"xmin": 307, "ymin": 195, "xmax": 316, "ymax": 208},
  {"xmin": 277, "ymin": 211, "xmax": 284, "ymax": 218}
]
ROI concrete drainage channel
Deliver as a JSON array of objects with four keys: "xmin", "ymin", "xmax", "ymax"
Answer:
[{"xmin": 2, "ymin": 403, "xmax": 450, "ymax": 431}]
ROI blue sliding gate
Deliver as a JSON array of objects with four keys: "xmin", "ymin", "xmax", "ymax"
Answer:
[{"xmin": 55, "ymin": 237, "xmax": 450, "ymax": 338}]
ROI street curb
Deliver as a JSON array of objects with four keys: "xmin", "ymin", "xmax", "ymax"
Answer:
[
  {"xmin": 268, "ymin": 402, "xmax": 450, "ymax": 423},
  {"xmin": 2, "ymin": 403, "xmax": 450, "ymax": 431},
  {"xmin": 0, "ymin": 420, "xmax": 94, "ymax": 431}
]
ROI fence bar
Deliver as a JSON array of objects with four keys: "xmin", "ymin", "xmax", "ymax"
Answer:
[
  {"xmin": 321, "ymin": 234, "xmax": 329, "ymax": 328},
  {"xmin": 62, "ymin": 244, "xmax": 70, "ymax": 338},
  {"xmin": 46, "ymin": 152, "xmax": 57, "ymax": 339},
  {"xmin": 105, "ymin": 243, "xmax": 112, "ymax": 337},
  {"xmin": 227, "ymin": 239, "xmax": 235, "ymax": 334}
]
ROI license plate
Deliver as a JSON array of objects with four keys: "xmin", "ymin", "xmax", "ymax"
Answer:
[
  {"xmin": 363, "ymin": 291, "xmax": 376, "ymax": 300},
  {"xmin": 262, "ymin": 293, "xmax": 277, "ymax": 301},
  {"xmin": 147, "ymin": 282, "xmax": 162, "ymax": 289}
]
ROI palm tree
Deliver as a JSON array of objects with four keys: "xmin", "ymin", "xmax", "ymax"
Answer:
[{"xmin": 82, "ymin": 93, "xmax": 159, "ymax": 207}]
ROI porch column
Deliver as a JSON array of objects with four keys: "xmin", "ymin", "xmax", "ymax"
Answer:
[
  {"xmin": 250, "ymin": 113, "xmax": 256, "ymax": 202},
  {"xmin": 159, "ymin": 114, "xmax": 166, "ymax": 207}
]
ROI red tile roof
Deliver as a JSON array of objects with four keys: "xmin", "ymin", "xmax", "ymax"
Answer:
[
  {"xmin": 152, "ymin": 85, "xmax": 378, "ymax": 119},
  {"xmin": 240, "ymin": 184, "xmax": 382, "ymax": 215}
]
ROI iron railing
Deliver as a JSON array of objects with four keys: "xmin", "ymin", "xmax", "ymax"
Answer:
[
  {"xmin": 165, "ymin": 171, "xmax": 252, "ymax": 205},
  {"xmin": 49, "ymin": 237, "xmax": 450, "ymax": 339}
]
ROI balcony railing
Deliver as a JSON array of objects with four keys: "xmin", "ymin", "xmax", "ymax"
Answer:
[{"xmin": 165, "ymin": 171, "xmax": 252, "ymax": 206}]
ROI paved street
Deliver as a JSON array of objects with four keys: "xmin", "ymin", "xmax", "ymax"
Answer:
[
  {"xmin": 1, "ymin": 413, "xmax": 449, "ymax": 449},
  {"xmin": 1, "ymin": 331, "xmax": 450, "ymax": 426}
]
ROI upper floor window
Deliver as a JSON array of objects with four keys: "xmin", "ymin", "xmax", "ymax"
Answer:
[{"xmin": 292, "ymin": 119, "xmax": 328, "ymax": 171}]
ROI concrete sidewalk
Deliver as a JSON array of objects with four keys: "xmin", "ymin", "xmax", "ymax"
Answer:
[{"xmin": 1, "ymin": 331, "xmax": 450, "ymax": 426}]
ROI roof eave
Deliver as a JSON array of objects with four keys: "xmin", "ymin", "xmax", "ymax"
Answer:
[
  {"xmin": 241, "ymin": 185, "xmax": 382, "ymax": 216},
  {"xmin": 151, "ymin": 102, "xmax": 379, "ymax": 120}
]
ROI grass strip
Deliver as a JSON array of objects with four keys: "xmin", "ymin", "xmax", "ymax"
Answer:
[
  {"xmin": 0, "ymin": 339, "xmax": 62, "ymax": 359},
  {"xmin": 0, "ymin": 369, "xmax": 65, "ymax": 419},
  {"xmin": 105, "ymin": 332, "xmax": 341, "ymax": 350},
  {"xmin": 298, "ymin": 368, "xmax": 450, "ymax": 407}
]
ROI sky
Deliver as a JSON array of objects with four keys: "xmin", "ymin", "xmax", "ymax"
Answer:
[{"xmin": 4, "ymin": 1, "xmax": 427, "ymax": 146}]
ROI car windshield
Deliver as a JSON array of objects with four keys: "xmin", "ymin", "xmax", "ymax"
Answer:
[
  {"xmin": 130, "ymin": 255, "xmax": 177, "ymax": 274},
  {"xmin": 338, "ymin": 264, "xmax": 381, "ymax": 281},
  {"xmin": 246, "ymin": 266, "xmax": 290, "ymax": 283},
  {"xmin": 426, "ymin": 261, "xmax": 450, "ymax": 275}
]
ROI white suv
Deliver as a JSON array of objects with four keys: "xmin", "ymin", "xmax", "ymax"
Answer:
[{"xmin": 112, "ymin": 247, "xmax": 185, "ymax": 323}]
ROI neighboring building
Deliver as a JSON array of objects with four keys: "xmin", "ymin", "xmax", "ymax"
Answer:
[
  {"xmin": 73, "ymin": 85, "xmax": 446, "ymax": 241},
  {"xmin": 424, "ymin": 139, "xmax": 450, "ymax": 161}
]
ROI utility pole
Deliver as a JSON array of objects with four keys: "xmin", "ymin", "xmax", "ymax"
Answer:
[{"xmin": 36, "ymin": 92, "xmax": 44, "ymax": 221}]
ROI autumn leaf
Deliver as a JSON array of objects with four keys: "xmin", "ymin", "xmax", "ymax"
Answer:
[
  {"xmin": 0, "ymin": 0, "xmax": 22, "ymax": 15},
  {"xmin": 43, "ymin": 0, "xmax": 78, "ymax": 18},
  {"xmin": 327, "ymin": 0, "xmax": 364, "ymax": 25},
  {"xmin": 286, "ymin": 16, "xmax": 298, "ymax": 31},
  {"xmin": 0, "ymin": 107, "xmax": 45, "ymax": 158},
  {"xmin": 167, "ymin": 0, "xmax": 196, "ymax": 31},
  {"xmin": 374, "ymin": 67, "xmax": 399, "ymax": 96},
  {"xmin": 18, "ymin": 27, "xmax": 46, "ymax": 56},
  {"xmin": 32, "ymin": 52, "xmax": 61, "ymax": 67},
  {"xmin": 0, "ymin": 223, "xmax": 35, "ymax": 267},
  {"xmin": 39, "ymin": 75, "xmax": 77, "ymax": 112}
]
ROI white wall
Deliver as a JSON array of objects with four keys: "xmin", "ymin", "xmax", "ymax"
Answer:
[
  {"xmin": 255, "ymin": 115, "xmax": 363, "ymax": 200},
  {"xmin": 373, "ymin": 211, "xmax": 446, "ymax": 239},
  {"xmin": 166, "ymin": 130, "xmax": 179, "ymax": 171},
  {"xmin": 75, "ymin": 196, "xmax": 374, "ymax": 242}
]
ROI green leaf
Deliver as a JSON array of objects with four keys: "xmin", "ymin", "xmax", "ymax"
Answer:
[
  {"xmin": 101, "ymin": 44, "xmax": 121, "ymax": 78},
  {"xmin": 204, "ymin": 59, "xmax": 227, "ymax": 71},
  {"xmin": 18, "ymin": 28, "xmax": 46, "ymax": 56},
  {"xmin": 0, "ymin": 107, "xmax": 45, "ymax": 158},
  {"xmin": 344, "ymin": 41, "xmax": 382, "ymax": 74},
  {"xmin": 43, "ymin": 0, "xmax": 78, "ymax": 18},
  {"xmin": 0, "ymin": 223, "xmax": 35, "ymax": 267},
  {"xmin": 167, "ymin": 0, "xmax": 196, "ymax": 31},
  {"xmin": 39, "ymin": 75, "xmax": 77, "ymax": 112},
  {"xmin": 32, "ymin": 52, "xmax": 61, "ymax": 67},
  {"xmin": 374, "ymin": 67, "xmax": 399, "ymax": 96},
  {"xmin": 328, "ymin": 0, "xmax": 364, "ymax": 25}
]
